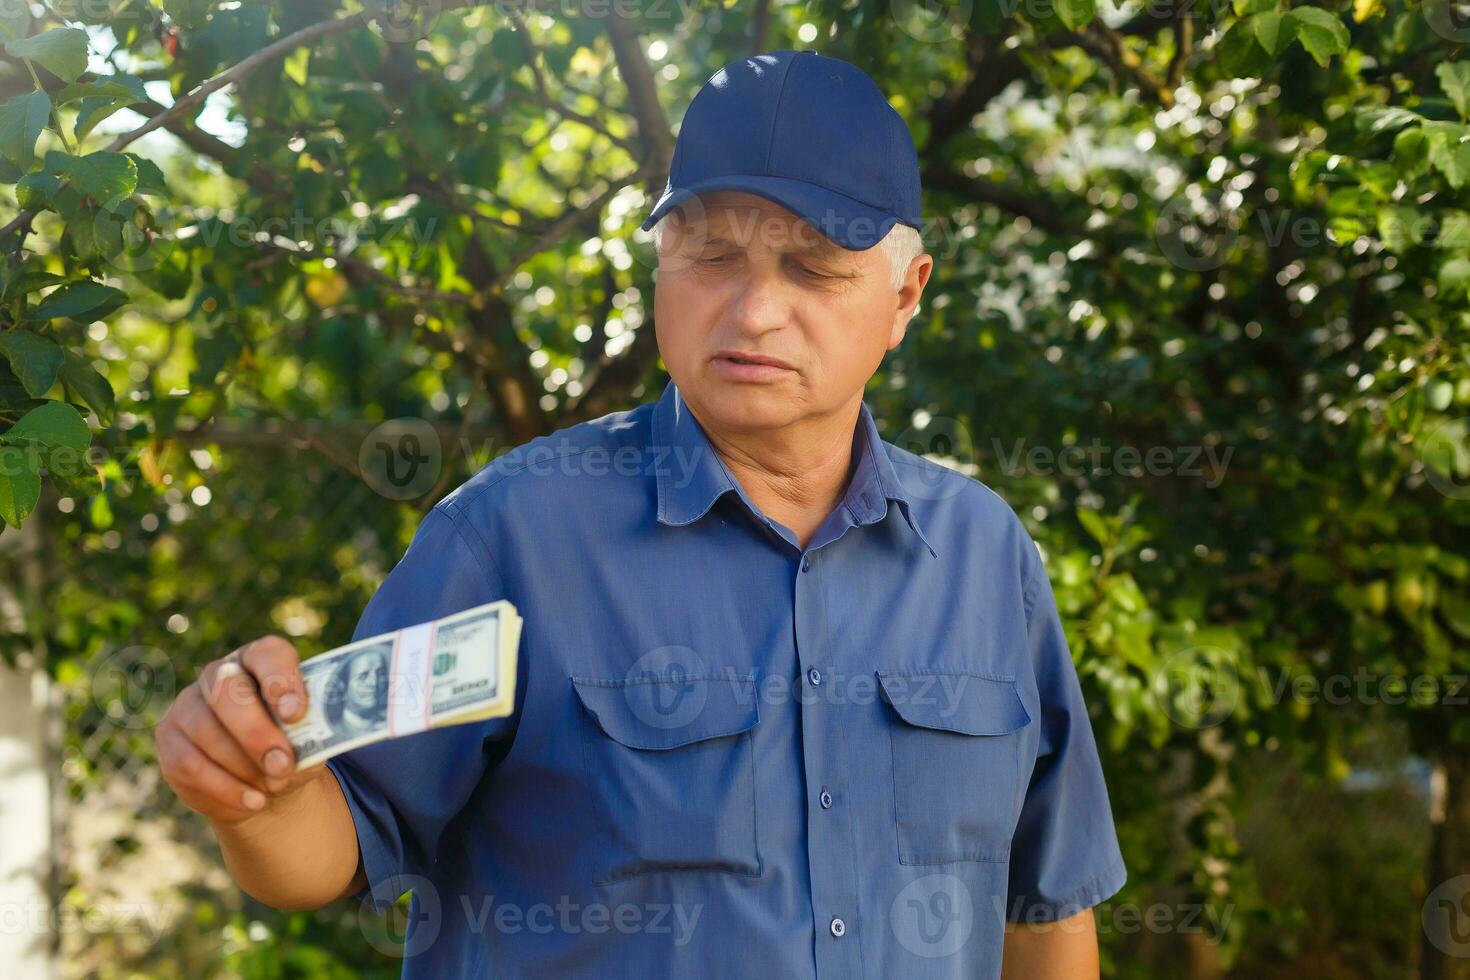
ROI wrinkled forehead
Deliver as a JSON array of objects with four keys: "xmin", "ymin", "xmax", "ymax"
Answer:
[{"xmin": 670, "ymin": 191, "xmax": 850, "ymax": 257}]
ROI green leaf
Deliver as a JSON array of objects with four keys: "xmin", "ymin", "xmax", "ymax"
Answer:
[
  {"xmin": 1377, "ymin": 206, "xmax": 1424, "ymax": 252},
  {"xmin": 71, "ymin": 75, "xmax": 147, "ymax": 142},
  {"xmin": 1438, "ymin": 256, "xmax": 1470, "ymax": 296},
  {"xmin": 1357, "ymin": 106, "xmax": 1421, "ymax": 136},
  {"xmin": 1234, "ymin": 0, "xmax": 1276, "ymax": 13},
  {"xmin": 283, "ymin": 47, "xmax": 310, "ymax": 86},
  {"xmin": 1, "ymin": 269, "xmax": 67, "ymax": 302},
  {"xmin": 0, "ymin": 450, "xmax": 40, "ymax": 528},
  {"xmin": 14, "ymin": 171, "xmax": 59, "ymax": 210},
  {"xmin": 57, "ymin": 351, "xmax": 114, "ymax": 423},
  {"xmin": 1218, "ymin": 22, "xmax": 1270, "ymax": 78},
  {"xmin": 1393, "ymin": 126, "xmax": 1430, "ymax": 179},
  {"xmin": 1439, "ymin": 62, "xmax": 1470, "ymax": 120},
  {"xmin": 1078, "ymin": 508, "xmax": 1110, "ymax": 545},
  {"xmin": 0, "ymin": 4, "xmax": 30, "ymax": 42},
  {"xmin": 1, "ymin": 400, "xmax": 90, "ymax": 451},
  {"xmin": 0, "ymin": 91, "xmax": 52, "ymax": 166},
  {"xmin": 1253, "ymin": 12, "xmax": 1295, "ymax": 56},
  {"xmin": 4, "ymin": 28, "xmax": 90, "ymax": 83},
  {"xmin": 29, "ymin": 281, "xmax": 127, "ymax": 322},
  {"xmin": 63, "ymin": 151, "xmax": 138, "ymax": 210},
  {"xmin": 126, "ymin": 154, "xmax": 168, "ymax": 196},
  {"xmin": 1428, "ymin": 128, "xmax": 1470, "ymax": 189},
  {"xmin": 52, "ymin": 80, "xmax": 139, "ymax": 105},
  {"xmin": 1289, "ymin": 7, "xmax": 1349, "ymax": 67},
  {"xmin": 165, "ymin": 0, "xmax": 214, "ymax": 30},
  {"xmin": 0, "ymin": 331, "xmax": 63, "ymax": 397}
]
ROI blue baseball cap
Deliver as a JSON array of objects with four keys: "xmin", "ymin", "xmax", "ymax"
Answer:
[{"xmin": 639, "ymin": 49, "xmax": 923, "ymax": 252}]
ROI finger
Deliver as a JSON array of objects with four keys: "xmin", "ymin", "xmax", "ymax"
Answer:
[
  {"xmin": 238, "ymin": 636, "xmax": 307, "ymax": 724},
  {"xmin": 158, "ymin": 725, "xmax": 266, "ymax": 817},
  {"xmin": 198, "ymin": 657, "xmax": 295, "ymax": 778},
  {"xmin": 173, "ymin": 684, "xmax": 266, "ymax": 789}
]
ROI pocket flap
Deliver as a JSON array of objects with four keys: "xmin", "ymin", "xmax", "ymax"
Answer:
[
  {"xmin": 876, "ymin": 671, "xmax": 1031, "ymax": 736},
  {"xmin": 571, "ymin": 672, "xmax": 759, "ymax": 750}
]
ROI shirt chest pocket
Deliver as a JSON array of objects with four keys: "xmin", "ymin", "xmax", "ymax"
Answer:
[
  {"xmin": 571, "ymin": 673, "xmax": 762, "ymax": 884},
  {"xmin": 877, "ymin": 670, "xmax": 1033, "ymax": 866}
]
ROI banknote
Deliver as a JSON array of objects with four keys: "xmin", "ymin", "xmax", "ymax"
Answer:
[{"xmin": 282, "ymin": 599, "xmax": 522, "ymax": 769}]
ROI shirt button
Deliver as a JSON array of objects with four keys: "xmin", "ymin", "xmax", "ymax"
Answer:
[
  {"xmin": 807, "ymin": 667, "xmax": 822, "ymax": 687},
  {"xmin": 801, "ymin": 556, "xmax": 811, "ymax": 572},
  {"xmin": 830, "ymin": 916, "xmax": 847, "ymax": 938},
  {"xmin": 820, "ymin": 789, "xmax": 833, "ymax": 809}
]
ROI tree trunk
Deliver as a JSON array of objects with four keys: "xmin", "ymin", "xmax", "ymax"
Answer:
[
  {"xmin": 0, "ymin": 513, "xmax": 57, "ymax": 979},
  {"xmin": 1421, "ymin": 754, "xmax": 1470, "ymax": 980}
]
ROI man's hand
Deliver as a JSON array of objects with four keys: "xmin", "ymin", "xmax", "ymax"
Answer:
[{"xmin": 155, "ymin": 636, "xmax": 323, "ymax": 825}]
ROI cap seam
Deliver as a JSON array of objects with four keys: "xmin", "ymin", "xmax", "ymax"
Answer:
[{"xmin": 762, "ymin": 51, "xmax": 804, "ymax": 174}]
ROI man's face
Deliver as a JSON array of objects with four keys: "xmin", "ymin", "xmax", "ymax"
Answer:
[
  {"xmin": 347, "ymin": 650, "xmax": 387, "ymax": 715},
  {"xmin": 653, "ymin": 191, "xmax": 929, "ymax": 434}
]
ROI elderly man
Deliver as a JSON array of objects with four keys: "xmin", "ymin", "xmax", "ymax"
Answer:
[{"xmin": 154, "ymin": 49, "xmax": 1125, "ymax": 978}]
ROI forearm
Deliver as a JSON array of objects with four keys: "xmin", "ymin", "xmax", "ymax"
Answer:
[
  {"xmin": 212, "ymin": 767, "xmax": 365, "ymax": 911},
  {"xmin": 1001, "ymin": 908, "xmax": 1100, "ymax": 980}
]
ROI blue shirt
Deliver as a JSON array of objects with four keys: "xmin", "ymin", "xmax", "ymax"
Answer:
[{"xmin": 325, "ymin": 378, "xmax": 1126, "ymax": 978}]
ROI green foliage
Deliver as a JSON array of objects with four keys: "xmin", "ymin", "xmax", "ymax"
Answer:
[{"xmin": 2, "ymin": 0, "xmax": 1464, "ymax": 975}]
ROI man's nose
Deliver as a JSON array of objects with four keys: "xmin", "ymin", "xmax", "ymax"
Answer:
[{"xmin": 726, "ymin": 263, "xmax": 793, "ymax": 335}]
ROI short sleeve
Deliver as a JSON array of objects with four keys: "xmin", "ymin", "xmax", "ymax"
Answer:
[
  {"xmin": 1006, "ymin": 543, "xmax": 1128, "ymax": 923},
  {"xmin": 324, "ymin": 504, "xmax": 516, "ymax": 910}
]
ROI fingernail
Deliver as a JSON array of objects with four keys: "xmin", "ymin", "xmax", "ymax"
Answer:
[
  {"xmin": 278, "ymin": 693, "xmax": 301, "ymax": 720},
  {"xmin": 264, "ymin": 748, "xmax": 290, "ymax": 775},
  {"xmin": 242, "ymin": 789, "xmax": 267, "ymax": 811}
]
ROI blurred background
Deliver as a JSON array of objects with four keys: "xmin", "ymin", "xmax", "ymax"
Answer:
[{"xmin": 0, "ymin": 0, "xmax": 1467, "ymax": 977}]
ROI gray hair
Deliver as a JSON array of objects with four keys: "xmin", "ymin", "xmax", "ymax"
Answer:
[{"xmin": 650, "ymin": 211, "xmax": 925, "ymax": 292}]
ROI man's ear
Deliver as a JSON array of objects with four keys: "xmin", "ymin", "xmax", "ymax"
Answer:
[{"xmin": 888, "ymin": 253, "xmax": 934, "ymax": 350}]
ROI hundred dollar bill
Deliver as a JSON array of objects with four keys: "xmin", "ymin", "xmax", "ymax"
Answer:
[{"xmin": 282, "ymin": 599, "xmax": 522, "ymax": 769}]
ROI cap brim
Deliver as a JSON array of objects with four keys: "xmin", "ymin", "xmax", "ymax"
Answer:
[{"xmin": 639, "ymin": 175, "xmax": 909, "ymax": 251}]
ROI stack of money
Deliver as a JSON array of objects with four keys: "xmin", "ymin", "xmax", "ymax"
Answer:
[{"xmin": 283, "ymin": 599, "xmax": 522, "ymax": 769}]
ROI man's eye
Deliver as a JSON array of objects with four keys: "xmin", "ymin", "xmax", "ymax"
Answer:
[{"xmin": 697, "ymin": 254, "xmax": 733, "ymax": 265}]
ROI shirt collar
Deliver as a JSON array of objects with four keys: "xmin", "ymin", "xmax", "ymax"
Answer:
[{"xmin": 650, "ymin": 378, "xmax": 937, "ymax": 558}]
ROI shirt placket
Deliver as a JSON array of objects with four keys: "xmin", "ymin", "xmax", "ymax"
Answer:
[{"xmin": 794, "ymin": 544, "xmax": 866, "ymax": 978}]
